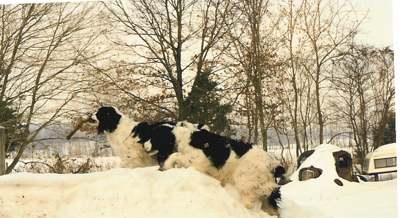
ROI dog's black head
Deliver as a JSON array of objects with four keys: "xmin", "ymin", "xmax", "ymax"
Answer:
[{"xmin": 93, "ymin": 106, "xmax": 122, "ymax": 134}]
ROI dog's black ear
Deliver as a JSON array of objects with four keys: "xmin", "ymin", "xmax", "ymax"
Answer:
[{"xmin": 273, "ymin": 165, "xmax": 286, "ymax": 178}]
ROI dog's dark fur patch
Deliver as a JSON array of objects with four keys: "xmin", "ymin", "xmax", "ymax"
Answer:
[
  {"xmin": 149, "ymin": 124, "xmax": 177, "ymax": 165},
  {"xmin": 190, "ymin": 130, "xmax": 231, "ymax": 168},
  {"xmin": 132, "ymin": 121, "xmax": 176, "ymax": 165},
  {"xmin": 96, "ymin": 107, "xmax": 122, "ymax": 133},
  {"xmin": 229, "ymin": 139, "xmax": 253, "ymax": 157},
  {"xmin": 132, "ymin": 122, "xmax": 153, "ymax": 143},
  {"xmin": 197, "ymin": 123, "xmax": 206, "ymax": 129},
  {"xmin": 132, "ymin": 121, "xmax": 176, "ymax": 144},
  {"xmin": 274, "ymin": 165, "xmax": 286, "ymax": 178},
  {"xmin": 267, "ymin": 188, "xmax": 281, "ymax": 209}
]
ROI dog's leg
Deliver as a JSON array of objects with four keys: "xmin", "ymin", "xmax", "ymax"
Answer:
[{"xmin": 161, "ymin": 152, "xmax": 190, "ymax": 170}]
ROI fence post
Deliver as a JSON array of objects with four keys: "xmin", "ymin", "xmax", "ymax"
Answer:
[{"xmin": 0, "ymin": 126, "xmax": 6, "ymax": 175}]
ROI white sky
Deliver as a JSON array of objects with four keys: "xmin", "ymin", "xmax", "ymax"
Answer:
[
  {"xmin": 351, "ymin": 0, "xmax": 393, "ymax": 47},
  {"xmin": 0, "ymin": 0, "xmax": 394, "ymax": 47}
]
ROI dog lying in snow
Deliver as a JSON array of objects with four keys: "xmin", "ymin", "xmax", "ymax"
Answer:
[
  {"xmin": 160, "ymin": 123, "xmax": 286, "ymax": 210},
  {"xmin": 90, "ymin": 106, "xmax": 286, "ymax": 212},
  {"xmin": 88, "ymin": 106, "xmax": 207, "ymax": 168}
]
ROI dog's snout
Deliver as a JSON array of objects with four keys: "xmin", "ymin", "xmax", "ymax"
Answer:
[
  {"xmin": 87, "ymin": 117, "xmax": 97, "ymax": 124},
  {"xmin": 87, "ymin": 113, "xmax": 98, "ymax": 124}
]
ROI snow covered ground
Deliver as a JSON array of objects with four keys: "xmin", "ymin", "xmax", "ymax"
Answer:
[
  {"xmin": 279, "ymin": 179, "xmax": 397, "ymax": 218},
  {"xmin": 0, "ymin": 166, "xmax": 396, "ymax": 218},
  {"xmin": 0, "ymin": 144, "xmax": 396, "ymax": 218},
  {"xmin": 0, "ymin": 167, "xmax": 274, "ymax": 218}
]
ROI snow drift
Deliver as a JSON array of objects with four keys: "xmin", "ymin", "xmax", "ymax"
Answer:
[
  {"xmin": 279, "ymin": 179, "xmax": 396, "ymax": 218},
  {"xmin": 278, "ymin": 144, "xmax": 397, "ymax": 218},
  {"xmin": 0, "ymin": 144, "xmax": 396, "ymax": 218},
  {"xmin": 0, "ymin": 167, "xmax": 274, "ymax": 218}
]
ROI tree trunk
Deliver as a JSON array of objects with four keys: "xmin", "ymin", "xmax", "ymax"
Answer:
[
  {"xmin": 315, "ymin": 68, "xmax": 324, "ymax": 144},
  {"xmin": 0, "ymin": 127, "xmax": 6, "ymax": 175}
]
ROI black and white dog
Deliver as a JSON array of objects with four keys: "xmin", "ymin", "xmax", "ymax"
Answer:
[
  {"xmin": 161, "ymin": 123, "xmax": 286, "ymax": 210},
  {"xmin": 89, "ymin": 106, "xmax": 157, "ymax": 168},
  {"xmin": 90, "ymin": 106, "xmax": 286, "ymax": 212},
  {"xmin": 89, "ymin": 106, "xmax": 207, "ymax": 168}
]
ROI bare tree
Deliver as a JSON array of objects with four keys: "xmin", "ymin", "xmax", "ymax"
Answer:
[
  {"xmin": 242, "ymin": 0, "xmax": 269, "ymax": 150},
  {"xmin": 331, "ymin": 44, "xmax": 394, "ymax": 164},
  {"xmin": 0, "ymin": 3, "xmax": 99, "ymax": 173},
  {"xmin": 103, "ymin": 0, "xmax": 237, "ymax": 121},
  {"xmin": 369, "ymin": 48, "xmax": 394, "ymax": 149},
  {"xmin": 299, "ymin": 0, "xmax": 364, "ymax": 144},
  {"xmin": 280, "ymin": 0, "xmax": 305, "ymax": 156},
  {"xmin": 227, "ymin": 0, "xmax": 285, "ymax": 150}
]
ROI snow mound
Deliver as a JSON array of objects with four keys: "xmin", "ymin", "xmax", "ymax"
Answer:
[
  {"xmin": 280, "ymin": 179, "xmax": 397, "ymax": 218},
  {"xmin": 290, "ymin": 144, "xmax": 343, "ymax": 182},
  {"xmin": 279, "ymin": 144, "xmax": 397, "ymax": 218},
  {"xmin": 0, "ymin": 167, "xmax": 274, "ymax": 218}
]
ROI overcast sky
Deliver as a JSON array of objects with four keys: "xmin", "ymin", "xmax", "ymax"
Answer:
[
  {"xmin": 0, "ymin": 0, "xmax": 394, "ymax": 47},
  {"xmin": 352, "ymin": 0, "xmax": 393, "ymax": 47}
]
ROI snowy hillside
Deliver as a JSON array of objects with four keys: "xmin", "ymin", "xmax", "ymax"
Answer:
[{"xmin": 0, "ymin": 167, "xmax": 274, "ymax": 218}]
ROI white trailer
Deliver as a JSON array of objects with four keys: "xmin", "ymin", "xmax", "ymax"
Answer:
[{"xmin": 362, "ymin": 143, "xmax": 397, "ymax": 181}]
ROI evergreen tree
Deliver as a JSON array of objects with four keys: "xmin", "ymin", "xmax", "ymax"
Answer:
[
  {"xmin": 0, "ymin": 100, "xmax": 16, "ymax": 125},
  {"xmin": 0, "ymin": 100, "xmax": 18, "ymax": 152},
  {"xmin": 383, "ymin": 112, "xmax": 395, "ymax": 145},
  {"xmin": 182, "ymin": 71, "xmax": 232, "ymax": 134}
]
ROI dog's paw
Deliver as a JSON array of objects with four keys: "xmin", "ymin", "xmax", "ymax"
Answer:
[{"xmin": 173, "ymin": 161, "xmax": 183, "ymax": 168}]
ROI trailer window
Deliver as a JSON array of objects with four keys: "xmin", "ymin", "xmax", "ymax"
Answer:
[
  {"xmin": 374, "ymin": 157, "xmax": 396, "ymax": 169},
  {"xmin": 386, "ymin": 157, "xmax": 396, "ymax": 167}
]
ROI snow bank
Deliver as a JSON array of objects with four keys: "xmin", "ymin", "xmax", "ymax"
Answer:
[
  {"xmin": 289, "ymin": 144, "xmax": 344, "ymax": 182},
  {"xmin": 280, "ymin": 179, "xmax": 397, "ymax": 218},
  {"xmin": 0, "ymin": 167, "xmax": 274, "ymax": 218},
  {"xmin": 279, "ymin": 144, "xmax": 397, "ymax": 218}
]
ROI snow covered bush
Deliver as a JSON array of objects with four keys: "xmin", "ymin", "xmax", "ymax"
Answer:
[{"xmin": 8, "ymin": 155, "xmax": 120, "ymax": 174}]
